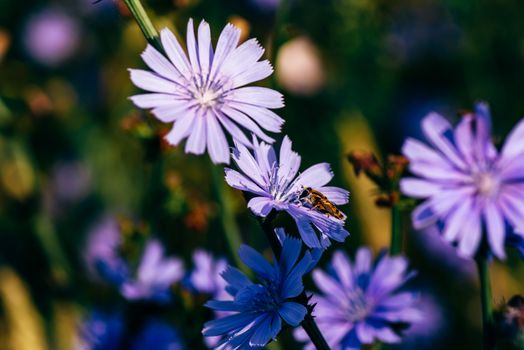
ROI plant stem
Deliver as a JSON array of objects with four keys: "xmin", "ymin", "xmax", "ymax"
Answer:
[
  {"xmin": 390, "ymin": 205, "xmax": 401, "ymax": 255},
  {"xmin": 210, "ymin": 165, "xmax": 245, "ymax": 271},
  {"xmin": 123, "ymin": 0, "xmax": 162, "ymax": 51},
  {"xmin": 270, "ymin": 0, "xmax": 292, "ymax": 64},
  {"xmin": 259, "ymin": 212, "xmax": 331, "ymax": 350},
  {"xmin": 475, "ymin": 255, "xmax": 494, "ymax": 350}
]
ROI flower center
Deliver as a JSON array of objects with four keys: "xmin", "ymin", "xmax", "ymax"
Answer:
[
  {"xmin": 474, "ymin": 172, "xmax": 499, "ymax": 197},
  {"xmin": 250, "ymin": 282, "xmax": 282, "ymax": 312},
  {"xmin": 344, "ymin": 288, "xmax": 372, "ymax": 323},
  {"xmin": 196, "ymin": 90, "xmax": 219, "ymax": 108}
]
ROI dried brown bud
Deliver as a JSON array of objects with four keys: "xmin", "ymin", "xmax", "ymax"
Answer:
[
  {"xmin": 347, "ymin": 150, "xmax": 382, "ymax": 178},
  {"xmin": 506, "ymin": 295, "xmax": 524, "ymax": 330},
  {"xmin": 386, "ymin": 155, "xmax": 409, "ymax": 180}
]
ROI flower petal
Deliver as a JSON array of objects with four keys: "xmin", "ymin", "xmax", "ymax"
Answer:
[
  {"xmin": 247, "ymin": 196, "xmax": 274, "ymax": 217},
  {"xmin": 206, "ymin": 113, "xmax": 230, "ymax": 164},
  {"xmin": 484, "ymin": 202, "xmax": 506, "ymax": 259},
  {"xmin": 279, "ymin": 302, "xmax": 307, "ymax": 326},
  {"xmin": 160, "ymin": 28, "xmax": 191, "ymax": 79},
  {"xmin": 185, "ymin": 114, "xmax": 207, "ymax": 155}
]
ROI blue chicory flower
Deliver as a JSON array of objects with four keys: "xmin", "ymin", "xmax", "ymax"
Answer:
[
  {"xmin": 76, "ymin": 310, "xmax": 124, "ymax": 350},
  {"xmin": 77, "ymin": 311, "xmax": 184, "ymax": 350},
  {"xmin": 401, "ymin": 102, "xmax": 524, "ymax": 259},
  {"xmin": 84, "ymin": 216, "xmax": 129, "ymax": 285},
  {"xmin": 225, "ymin": 135, "xmax": 349, "ymax": 249},
  {"xmin": 121, "ymin": 239, "xmax": 185, "ymax": 303},
  {"xmin": 294, "ymin": 247, "xmax": 420, "ymax": 350},
  {"xmin": 132, "ymin": 319, "xmax": 185, "ymax": 350},
  {"xmin": 129, "ymin": 19, "xmax": 284, "ymax": 164},
  {"xmin": 202, "ymin": 236, "xmax": 314, "ymax": 349}
]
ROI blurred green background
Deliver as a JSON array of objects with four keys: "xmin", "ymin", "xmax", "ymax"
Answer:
[{"xmin": 1, "ymin": 0, "xmax": 524, "ymax": 349}]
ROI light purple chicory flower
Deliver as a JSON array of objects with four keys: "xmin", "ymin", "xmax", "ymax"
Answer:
[
  {"xmin": 401, "ymin": 102, "xmax": 524, "ymax": 259},
  {"xmin": 23, "ymin": 8, "xmax": 80, "ymax": 66},
  {"xmin": 294, "ymin": 247, "xmax": 420, "ymax": 350},
  {"xmin": 121, "ymin": 240, "xmax": 184, "ymax": 303},
  {"xmin": 225, "ymin": 135, "xmax": 349, "ymax": 249},
  {"xmin": 190, "ymin": 250, "xmax": 228, "ymax": 297},
  {"xmin": 189, "ymin": 250, "xmax": 230, "ymax": 348},
  {"xmin": 129, "ymin": 19, "xmax": 284, "ymax": 164},
  {"xmin": 84, "ymin": 216, "xmax": 128, "ymax": 285}
]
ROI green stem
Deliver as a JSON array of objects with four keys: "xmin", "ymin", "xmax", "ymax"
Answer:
[
  {"xmin": 475, "ymin": 256, "xmax": 494, "ymax": 350},
  {"xmin": 390, "ymin": 205, "xmax": 401, "ymax": 255},
  {"xmin": 34, "ymin": 214, "xmax": 70, "ymax": 286},
  {"xmin": 259, "ymin": 212, "xmax": 331, "ymax": 350},
  {"xmin": 210, "ymin": 164, "xmax": 245, "ymax": 272},
  {"xmin": 123, "ymin": 0, "xmax": 162, "ymax": 51}
]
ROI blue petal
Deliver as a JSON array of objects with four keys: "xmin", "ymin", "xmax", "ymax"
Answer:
[
  {"xmin": 278, "ymin": 302, "xmax": 307, "ymax": 326},
  {"xmin": 202, "ymin": 312, "xmax": 256, "ymax": 336},
  {"xmin": 238, "ymin": 245, "xmax": 275, "ymax": 279},
  {"xmin": 280, "ymin": 253, "xmax": 311, "ymax": 299},
  {"xmin": 235, "ymin": 284, "xmax": 265, "ymax": 307},
  {"xmin": 288, "ymin": 207, "xmax": 321, "ymax": 248},
  {"xmin": 221, "ymin": 266, "xmax": 252, "ymax": 296},
  {"xmin": 279, "ymin": 235, "xmax": 301, "ymax": 275},
  {"xmin": 249, "ymin": 313, "xmax": 282, "ymax": 347},
  {"xmin": 205, "ymin": 300, "xmax": 242, "ymax": 312}
]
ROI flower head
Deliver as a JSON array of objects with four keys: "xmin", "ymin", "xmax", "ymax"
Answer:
[
  {"xmin": 76, "ymin": 310, "xmax": 124, "ymax": 350},
  {"xmin": 129, "ymin": 19, "xmax": 284, "ymax": 164},
  {"xmin": 202, "ymin": 236, "xmax": 314, "ymax": 349},
  {"xmin": 189, "ymin": 249, "xmax": 228, "ymax": 297},
  {"xmin": 23, "ymin": 9, "xmax": 80, "ymax": 66},
  {"xmin": 401, "ymin": 102, "xmax": 524, "ymax": 259},
  {"xmin": 76, "ymin": 311, "xmax": 184, "ymax": 350},
  {"xmin": 132, "ymin": 319, "xmax": 185, "ymax": 350},
  {"xmin": 294, "ymin": 248, "xmax": 420, "ymax": 350},
  {"xmin": 84, "ymin": 216, "xmax": 128, "ymax": 285},
  {"xmin": 225, "ymin": 135, "xmax": 349, "ymax": 248},
  {"xmin": 121, "ymin": 240, "xmax": 184, "ymax": 303}
]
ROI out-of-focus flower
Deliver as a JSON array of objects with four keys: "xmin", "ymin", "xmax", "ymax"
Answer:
[
  {"xmin": 23, "ymin": 9, "xmax": 80, "ymax": 66},
  {"xmin": 84, "ymin": 216, "xmax": 128, "ymax": 285},
  {"xmin": 129, "ymin": 19, "xmax": 284, "ymax": 164},
  {"xmin": 76, "ymin": 310, "xmax": 124, "ymax": 350},
  {"xmin": 189, "ymin": 250, "xmax": 230, "ymax": 348},
  {"xmin": 225, "ymin": 135, "xmax": 349, "ymax": 248},
  {"xmin": 132, "ymin": 319, "xmax": 185, "ymax": 350},
  {"xmin": 51, "ymin": 162, "xmax": 92, "ymax": 202},
  {"xmin": 121, "ymin": 240, "xmax": 184, "ymax": 303},
  {"xmin": 276, "ymin": 37, "xmax": 325, "ymax": 96},
  {"xmin": 294, "ymin": 247, "xmax": 420, "ymax": 350},
  {"xmin": 202, "ymin": 236, "xmax": 313, "ymax": 348},
  {"xmin": 401, "ymin": 102, "xmax": 524, "ymax": 259},
  {"xmin": 77, "ymin": 311, "xmax": 184, "ymax": 350},
  {"xmin": 401, "ymin": 292, "xmax": 445, "ymax": 349},
  {"xmin": 190, "ymin": 250, "xmax": 228, "ymax": 297}
]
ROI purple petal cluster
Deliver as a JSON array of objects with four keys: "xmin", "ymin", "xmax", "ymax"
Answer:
[
  {"xmin": 202, "ymin": 236, "xmax": 314, "ymax": 349},
  {"xmin": 401, "ymin": 102, "xmax": 524, "ymax": 259},
  {"xmin": 84, "ymin": 216, "xmax": 128, "ymax": 285},
  {"xmin": 121, "ymin": 240, "xmax": 185, "ymax": 303},
  {"xmin": 294, "ymin": 248, "xmax": 420, "ymax": 349},
  {"xmin": 189, "ymin": 249, "xmax": 228, "ymax": 297},
  {"xmin": 225, "ymin": 135, "xmax": 349, "ymax": 248},
  {"xmin": 129, "ymin": 19, "xmax": 284, "ymax": 164}
]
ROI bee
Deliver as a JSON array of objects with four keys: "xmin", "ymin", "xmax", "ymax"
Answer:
[{"xmin": 298, "ymin": 187, "xmax": 345, "ymax": 220}]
